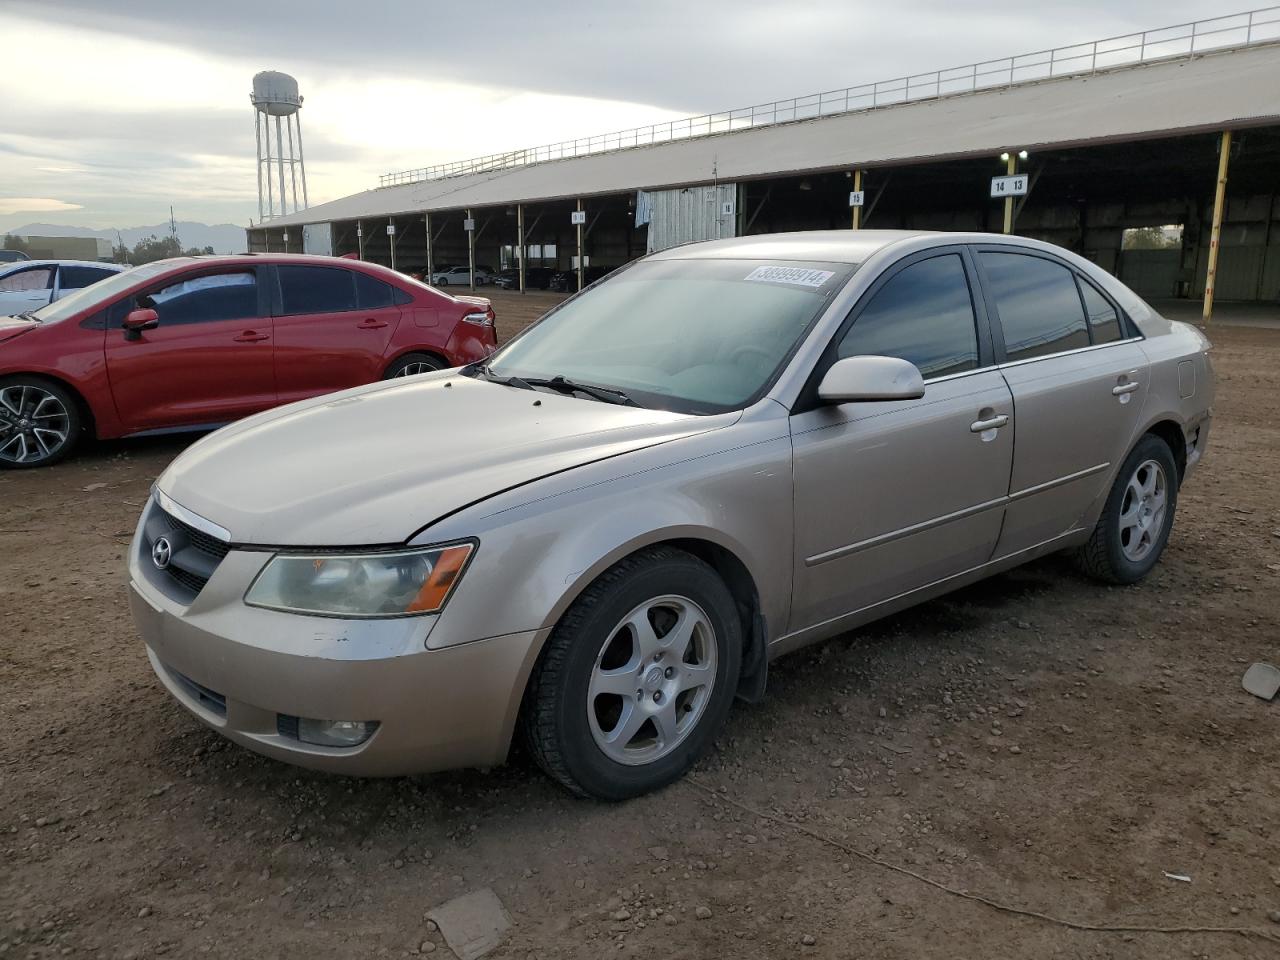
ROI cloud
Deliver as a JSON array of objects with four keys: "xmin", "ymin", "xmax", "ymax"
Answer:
[{"xmin": 0, "ymin": 198, "xmax": 84, "ymax": 215}]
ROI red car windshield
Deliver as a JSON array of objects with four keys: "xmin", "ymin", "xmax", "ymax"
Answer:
[{"xmin": 31, "ymin": 261, "xmax": 173, "ymax": 323}]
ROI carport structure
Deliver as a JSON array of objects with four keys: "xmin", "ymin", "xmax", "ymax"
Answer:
[{"xmin": 249, "ymin": 8, "xmax": 1280, "ymax": 317}]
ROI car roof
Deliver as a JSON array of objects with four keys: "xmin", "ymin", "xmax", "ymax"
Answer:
[
  {"xmin": 0, "ymin": 259, "xmax": 127, "ymax": 272},
  {"xmin": 650, "ymin": 230, "xmax": 932, "ymax": 264}
]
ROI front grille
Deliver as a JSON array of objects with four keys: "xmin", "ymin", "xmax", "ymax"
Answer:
[
  {"xmin": 167, "ymin": 666, "xmax": 227, "ymax": 717},
  {"xmin": 161, "ymin": 512, "xmax": 230, "ymax": 562},
  {"xmin": 141, "ymin": 498, "xmax": 231, "ymax": 602}
]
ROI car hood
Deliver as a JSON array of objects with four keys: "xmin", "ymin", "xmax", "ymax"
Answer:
[
  {"xmin": 0, "ymin": 316, "xmax": 38, "ymax": 343},
  {"xmin": 157, "ymin": 374, "xmax": 731, "ymax": 546}
]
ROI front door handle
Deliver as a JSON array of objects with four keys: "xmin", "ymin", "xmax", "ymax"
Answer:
[
  {"xmin": 233, "ymin": 330, "xmax": 270, "ymax": 343},
  {"xmin": 357, "ymin": 318, "xmax": 388, "ymax": 329},
  {"xmin": 970, "ymin": 414, "xmax": 1009, "ymax": 433},
  {"xmin": 1112, "ymin": 381, "xmax": 1140, "ymax": 396}
]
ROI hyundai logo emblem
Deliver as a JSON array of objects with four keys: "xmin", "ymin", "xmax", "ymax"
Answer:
[{"xmin": 151, "ymin": 536, "xmax": 172, "ymax": 570}]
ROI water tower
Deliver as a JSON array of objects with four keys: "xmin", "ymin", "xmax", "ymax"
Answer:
[{"xmin": 251, "ymin": 71, "xmax": 308, "ymax": 221}]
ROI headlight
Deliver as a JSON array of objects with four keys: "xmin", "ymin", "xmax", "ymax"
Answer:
[{"xmin": 244, "ymin": 542, "xmax": 474, "ymax": 618}]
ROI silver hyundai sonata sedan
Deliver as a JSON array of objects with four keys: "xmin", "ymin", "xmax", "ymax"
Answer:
[{"xmin": 129, "ymin": 230, "xmax": 1213, "ymax": 799}]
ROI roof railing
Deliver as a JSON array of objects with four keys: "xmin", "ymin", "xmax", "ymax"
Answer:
[{"xmin": 378, "ymin": 7, "xmax": 1280, "ymax": 189}]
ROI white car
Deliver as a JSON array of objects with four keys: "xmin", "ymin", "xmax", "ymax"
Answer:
[
  {"xmin": 431, "ymin": 264, "xmax": 491, "ymax": 287},
  {"xmin": 0, "ymin": 260, "xmax": 128, "ymax": 317}
]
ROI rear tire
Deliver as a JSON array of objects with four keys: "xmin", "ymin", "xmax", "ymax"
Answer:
[
  {"xmin": 384, "ymin": 353, "xmax": 444, "ymax": 379},
  {"xmin": 1076, "ymin": 433, "xmax": 1179, "ymax": 584},
  {"xmin": 0, "ymin": 376, "xmax": 82, "ymax": 469},
  {"xmin": 522, "ymin": 547, "xmax": 742, "ymax": 801}
]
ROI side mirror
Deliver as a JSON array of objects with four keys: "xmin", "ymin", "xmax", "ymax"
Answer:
[
  {"xmin": 123, "ymin": 308, "xmax": 159, "ymax": 341},
  {"xmin": 817, "ymin": 355, "xmax": 925, "ymax": 403}
]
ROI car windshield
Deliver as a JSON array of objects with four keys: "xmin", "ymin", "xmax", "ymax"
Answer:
[
  {"xmin": 483, "ymin": 258, "xmax": 854, "ymax": 414},
  {"xmin": 29, "ymin": 261, "xmax": 171, "ymax": 323}
]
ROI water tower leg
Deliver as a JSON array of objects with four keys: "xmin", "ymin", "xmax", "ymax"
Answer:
[
  {"xmin": 295, "ymin": 114, "xmax": 309, "ymax": 209},
  {"xmin": 286, "ymin": 116, "xmax": 300, "ymax": 214},
  {"xmin": 275, "ymin": 115, "xmax": 288, "ymax": 222},
  {"xmin": 264, "ymin": 113, "xmax": 274, "ymax": 218},
  {"xmin": 254, "ymin": 112, "xmax": 265, "ymax": 223}
]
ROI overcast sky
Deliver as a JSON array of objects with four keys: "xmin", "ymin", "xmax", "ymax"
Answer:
[{"xmin": 0, "ymin": 0, "xmax": 1240, "ymax": 232}]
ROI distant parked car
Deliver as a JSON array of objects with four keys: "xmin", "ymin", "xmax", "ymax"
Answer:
[
  {"xmin": 0, "ymin": 260, "xmax": 126, "ymax": 316},
  {"xmin": 493, "ymin": 266, "xmax": 556, "ymax": 290},
  {"xmin": 0, "ymin": 250, "xmax": 31, "ymax": 264},
  {"xmin": 0, "ymin": 254, "xmax": 497, "ymax": 467},
  {"xmin": 432, "ymin": 264, "xmax": 492, "ymax": 287},
  {"xmin": 549, "ymin": 265, "xmax": 612, "ymax": 292}
]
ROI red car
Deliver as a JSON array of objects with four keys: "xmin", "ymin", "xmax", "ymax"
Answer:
[{"xmin": 0, "ymin": 255, "xmax": 497, "ymax": 468}]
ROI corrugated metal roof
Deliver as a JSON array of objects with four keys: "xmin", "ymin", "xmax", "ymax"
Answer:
[{"xmin": 260, "ymin": 44, "xmax": 1280, "ymax": 230}]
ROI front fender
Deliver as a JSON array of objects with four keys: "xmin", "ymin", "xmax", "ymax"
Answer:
[{"xmin": 417, "ymin": 405, "xmax": 794, "ymax": 653}]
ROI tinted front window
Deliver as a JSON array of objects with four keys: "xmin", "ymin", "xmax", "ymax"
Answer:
[
  {"xmin": 0, "ymin": 267, "xmax": 52, "ymax": 292},
  {"xmin": 981, "ymin": 253, "xmax": 1089, "ymax": 361},
  {"xmin": 61, "ymin": 266, "xmax": 117, "ymax": 288},
  {"xmin": 487, "ymin": 259, "xmax": 854, "ymax": 414},
  {"xmin": 144, "ymin": 271, "xmax": 258, "ymax": 325},
  {"xmin": 1078, "ymin": 277, "xmax": 1122, "ymax": 344},
  {"xmin": 278, "ymin": 265, "xmax": 358, "ymax": 315},
  {"xmin": 837, "ymin": 254, "xmax": 978, "ymax": 379}
]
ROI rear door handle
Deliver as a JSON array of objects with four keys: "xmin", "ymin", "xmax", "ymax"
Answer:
[
  {"xmin": 1112, "ymin": 381, "xmax": 1140, "ymax": 396},
  {"xmin": 233, "ymin": 331, "xmax": 270, "ymax": 342},
  {"xmin": 970, "ymin": 414, "xmax": 1009, "ymax": 433},
  {"xmin": 357, "ymin": 318, "xmax": 388, "ymax": 329}
]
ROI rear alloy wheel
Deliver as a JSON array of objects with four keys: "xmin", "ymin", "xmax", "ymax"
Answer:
[
  {"xmin": 0, "ymin": 378, "xmax": 81, "ymax": 469},
  {"xmin": 1077, "ymin": 433, "xmax": 1179, "ymax": 584},
  {"xmin": 523, "ymin": 547, "xmax": 741, "ymax": 800},
  {"xmin": 384, "ymin": 354, "xmax": 445, "ymax": 379}
]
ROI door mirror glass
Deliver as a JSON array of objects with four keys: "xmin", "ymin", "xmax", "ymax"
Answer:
[
  {"xmin": 123, "ymin": 307, "xmax": 159, "ymax": 340},
  {"xmin": 817, "ymin": 355, "xmax": 925, "ymax": 403}
]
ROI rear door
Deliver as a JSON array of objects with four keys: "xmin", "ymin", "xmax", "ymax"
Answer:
[
  {"xmin": 975, "ymin": 248, "xmax": 1149, "ymax": 557},
  {"xmin": 103, "ymin": 267, "xmax": 276, "ymax": 432},
  {"xmin": 789, "ymin": 248, "xmax": 1015, "ymax": 632},
  {"xmin": 272, "ymin": 264, "xmax": 402, "ymax": 402}
]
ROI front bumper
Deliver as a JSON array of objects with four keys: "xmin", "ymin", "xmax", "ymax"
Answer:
[{"xmin": 128, "ymin": 502, "xmax": 546, "ymax": 776}]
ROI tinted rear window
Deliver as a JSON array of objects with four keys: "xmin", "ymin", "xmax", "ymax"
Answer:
[
  {"xmin": 354, "ymin": 271, "xmax": 397, "ymax": 309},
  {"xmin": 278, "ymin": 265, "xmax": 358, "ymax": 315},
  {"xmin": 981, "ymin": 252, "xmax": 1089, "ymax": 362},
  {"xmin": 61, "ymin": 266, "xmax": 117, "ymax": 288}
]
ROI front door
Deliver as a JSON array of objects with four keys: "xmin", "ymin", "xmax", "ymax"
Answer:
[
  {"xmin": 974, "ymin": 249, "xmax": 1149, "ymax": 557},
  {"xmin": 789, "ymin": 249, "xmax": 1014, "ymax": 633},
  {"xmin": 271, "ymin": 264, "xmax": 402, "ymax": 403},
  {"xmin": 104, "ymin": 267, "xmax": 276, "ymax": 432}
]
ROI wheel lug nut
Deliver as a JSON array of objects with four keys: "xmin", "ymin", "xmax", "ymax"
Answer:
[
  {"xmin": 664, "ymin": 667, "xmax": 674, "ymax": 678},
  {"xmin": 652, "ymin": 691, "xmax": 662, "ymax": 703}
]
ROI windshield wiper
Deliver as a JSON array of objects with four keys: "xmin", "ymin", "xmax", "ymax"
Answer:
[
  {"xmin": 525, "ymin": 375, "xmax": 639, "ymax": 407},
  {"xmin": 16, "ymin": 312, "xmax": 41, "ymax": 323},
  {"xmin": 466, "ymin": 362, "xmax": 535, "ymax": 391}
]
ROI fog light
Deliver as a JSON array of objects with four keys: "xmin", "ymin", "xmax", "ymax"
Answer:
[{"xmin": 296, "ymin": 718, "xmax": 378, "ymax": 747}]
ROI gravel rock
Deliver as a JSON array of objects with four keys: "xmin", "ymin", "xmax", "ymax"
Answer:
[
  {"xmin": 801, "ymin": 934, "xmax": 817, "ymax": 946},
  {"xmin": 695, "ymin": 906, "xmax": 713, "ymax": 920}
]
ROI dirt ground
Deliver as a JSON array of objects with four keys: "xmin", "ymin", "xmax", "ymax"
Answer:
[{"xmin": 2, "ymin": 294, "xmax": 1279, "ymax": 960}]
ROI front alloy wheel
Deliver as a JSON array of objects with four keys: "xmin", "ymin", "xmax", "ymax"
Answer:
[
  {"xmin": 524, "ymin": 547, "xmax": 742, "ymax": 800},
  {"xmin": 0, "ymin": 379, "xmax": 80, "ymax": 468}
]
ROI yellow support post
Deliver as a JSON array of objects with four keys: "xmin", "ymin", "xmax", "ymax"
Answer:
[
  {"xmin": 851, "ymin": 169, "xmax": 863, "ymax": 230},
  {"xmin": 1002, "ymin": 154, "xmax": 1016, "ymax": 235},
  {"xmin": 1203, "ymin": 129, "xmax": 1232, "ymax": 324}
]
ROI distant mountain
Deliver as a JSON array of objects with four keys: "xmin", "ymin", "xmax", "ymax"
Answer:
[{"xmin": 8, "ymin": 221, "xmax": 246, "ymax": 254}]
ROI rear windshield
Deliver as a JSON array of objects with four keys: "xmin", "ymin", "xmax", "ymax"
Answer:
[{"xmin": 486, "ymin": 258, "xmax": 855, "ymax": 414}]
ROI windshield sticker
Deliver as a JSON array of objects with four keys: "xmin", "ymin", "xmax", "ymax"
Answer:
[{"xmin": 743, "ymin": 266, "xmax": 834, "ymax": 288}]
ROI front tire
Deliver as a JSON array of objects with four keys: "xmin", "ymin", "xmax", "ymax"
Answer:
[
  {"xmin": 1077, "ymin": 433, "xmax": 1179, "ymax": 584},
  {"xmin": 523, "ymin": 547, "xmax": 742, "ymax": 800},
  {"xmin": 0, "ymin": 376, "xmax": 82, "ymax": 469}
]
